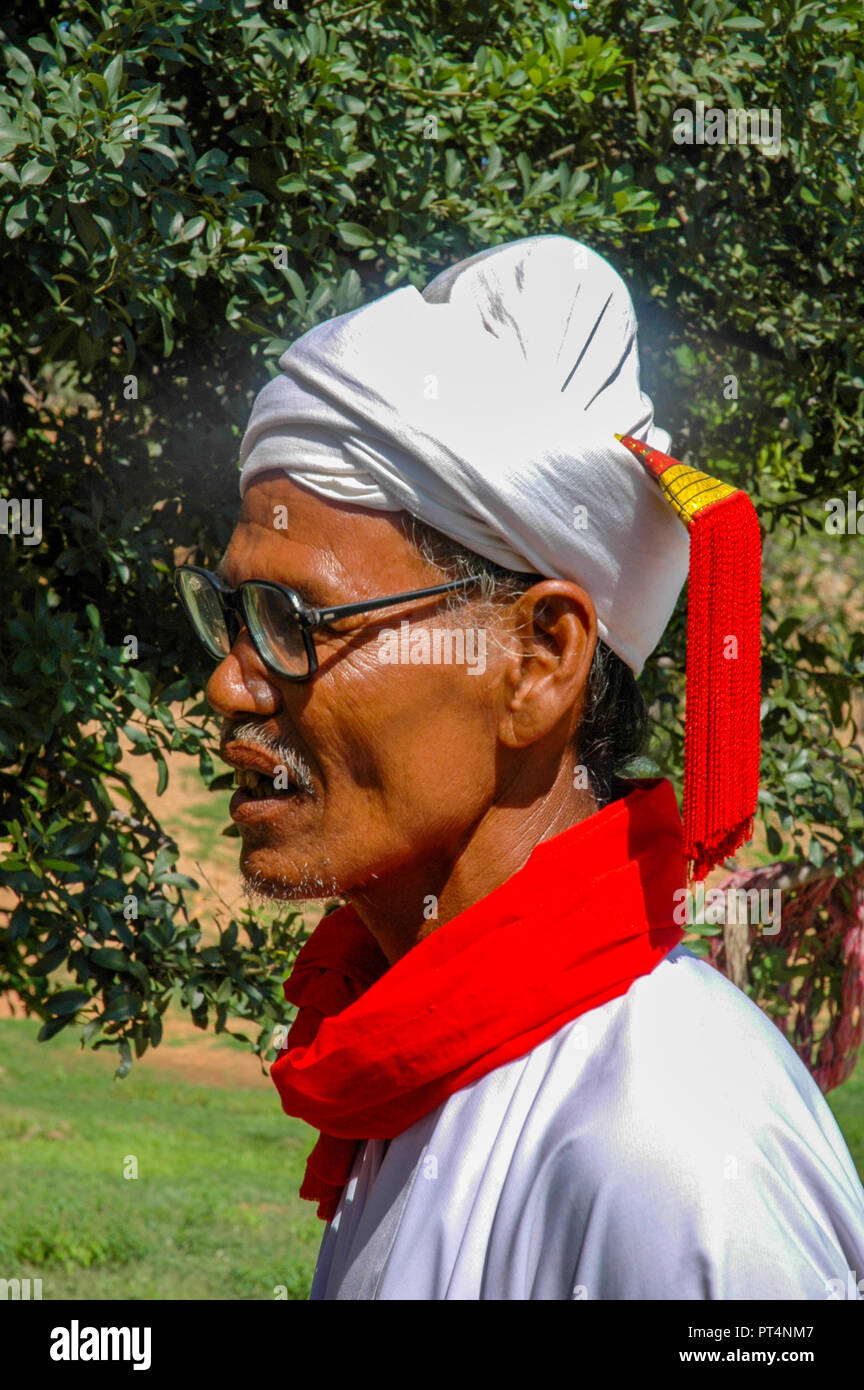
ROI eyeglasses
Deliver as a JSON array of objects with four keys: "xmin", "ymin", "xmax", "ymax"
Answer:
[{"xmin": 174, "ymin": 564, "xmax": 483, "ymax": 681}]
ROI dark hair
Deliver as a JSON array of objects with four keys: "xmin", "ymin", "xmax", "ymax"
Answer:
[{"xmin": 402, "ymin": 514, "xmax": 648, "ymax": 804}]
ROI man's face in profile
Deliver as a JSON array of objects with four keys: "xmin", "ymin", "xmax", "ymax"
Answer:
[{"xmin": 206, "ymin": 470, "xmax": 509, "ymax": 908}]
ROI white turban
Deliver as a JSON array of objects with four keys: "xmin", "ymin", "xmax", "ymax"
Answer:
[{"xmin": 238, "ymin": 235, "xmax": 689, "ymax": 676}]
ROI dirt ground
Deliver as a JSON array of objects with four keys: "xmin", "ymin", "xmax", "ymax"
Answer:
[{"xmin": 0, "ymin": 992, "xmax": 274, "ymax": 1089}]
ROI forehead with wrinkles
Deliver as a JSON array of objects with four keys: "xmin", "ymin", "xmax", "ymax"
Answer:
[{"xmin": 219, "ymin": 471, "xmax": 431, "ymax": 606}]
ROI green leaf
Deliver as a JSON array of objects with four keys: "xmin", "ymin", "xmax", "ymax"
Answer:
[
  {"xmin": 282, "ymin": 267, "xmax": 306, "ymax": 307},
  {"xmin": 102, "ymin": 994, "xmax": 138, "ymax": 1023},
  {"xmin": 156, "ymin": 754, "xmax": 169, "ymax": 796},
  {"xmin": 64, "ymin": 825, "xmax": 95, "ymax": 855},
  {"xmin": 68, "ymin": 203, "xmax": 101, "ymax": 256},
  {"xmin": 91, "ymin": 947, "xmax": 131, "ymax": 970},
  {"xmin": 482, "ymin": 144, "xmax": 502, "ymax": 184},
  {"xmin": 122, "ymin": 723, "xmax": 152, "ymax": 745},
  {"xmin": 86, "ymin": 73, "xmax": 109, "ymax": 102},
  {"xmin": 784, "ymin": 771, "xmax": 812, "ymax": 790},
  {"xmin": 307, "ymin": 281, "xmax": 332, "ymax": 315},
  {"xmin": 20, "ymin": 159, "xmax": 53, "ymax": 186},
  {"xmin": 31, "ymin": 947, "xmax": 68, "ymax": 976},
  {"xmin": 104, "ymin": 55, "xmax": 124, "ymax": 101},
  {"xmin": 9, "ymin": 904, "xmax": 30, "ymax": 940},
  {"xmin": 336, "ymin": 220, "xmax": 374, "ymax": 247},
  {"xmin": 641, "ymin": 15, "xmax": 678, "ymax": 32},
  {"xmin": 114, "ymin": 1039, "xmax": 133, "ymax": 1079},
  {"xmin": 765, "ymin": 825, "xmax": 783, "ymax": 856},
  {"xmin": 445, "ymin": 148, "xmax": 462, "ymax": 188},
  {"xmin": 39, "ymin": 1017, "xmax": 74, "ymax": 1041},
  {"xmin": 47, "ymin": 988, "xmax": 91, "ymax": 1017},
  {"xmin": 5, "ymin": 197, "xmax": 31, "ymax": 238},
  {"xmin": 0, "ymin": 116, "xmax": 25, "ymax": 144}
]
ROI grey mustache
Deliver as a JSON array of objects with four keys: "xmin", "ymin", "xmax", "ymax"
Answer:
[{"xmin": 226, "ymin": 721, "xmax": 315, "ymax": 795}]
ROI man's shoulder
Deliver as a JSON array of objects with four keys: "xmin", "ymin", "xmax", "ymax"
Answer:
[
  {"xmin": 506, "ymin": 948, "xmax": 864, "ymax": 1298},
  {"xmin": 529, "ymin": 944, "xmax": 847, "ymax": 1189}
]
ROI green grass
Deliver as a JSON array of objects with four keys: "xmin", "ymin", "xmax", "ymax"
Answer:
[
  {"xmin": 0, "ymin": 1017, "xmax": 322, "ymax": 1300},
  {"xmin": 1, "ymin": 1013, "xmax": 862, "ymax": 1302}
]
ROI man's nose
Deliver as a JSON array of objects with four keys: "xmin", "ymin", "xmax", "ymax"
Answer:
[{"xmin": 205, "ymin": 631, "xmax": 281, "ymax": 720}]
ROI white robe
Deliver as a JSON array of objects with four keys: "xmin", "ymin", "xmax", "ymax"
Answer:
[{"xmin": 308, "ymin": 945, "xmax": 864, "ymax": 1300}]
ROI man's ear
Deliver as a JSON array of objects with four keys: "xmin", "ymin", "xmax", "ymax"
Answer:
[{"xmin": 499, "ymin": 581, "xmax": 597, "ymax": 750}]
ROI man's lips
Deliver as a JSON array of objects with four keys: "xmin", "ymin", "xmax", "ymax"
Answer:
[
  {"xmin": 221, "ymin": 739, "xmax": 312, "ymax": 822},
  {"xmin": 229, "ymin": 785, "xmax": 310, "ymax": 823},
  {"xmin": 220, "ymin": 741, "xmax": 284, "ymax": 779}
]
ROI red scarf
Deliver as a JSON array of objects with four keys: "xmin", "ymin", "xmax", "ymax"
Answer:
[{"xmin": 271, "ymin": 777, "xmax": 685, "ymax": 1220}]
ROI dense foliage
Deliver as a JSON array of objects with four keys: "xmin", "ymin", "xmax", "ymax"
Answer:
[{"xmin": 1, "ymin": 0, "xmax": 862, "ymax": 1075}]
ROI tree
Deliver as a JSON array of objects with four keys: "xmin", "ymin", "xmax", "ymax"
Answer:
[{"xmin": 1, "ymin": 0, "xmax": 862, "ymax": 1081}]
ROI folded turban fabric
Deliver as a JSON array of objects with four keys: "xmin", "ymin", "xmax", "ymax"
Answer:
[{"xmin": 238, "ymin": 234, "xmax": 690, "ymax": 676}]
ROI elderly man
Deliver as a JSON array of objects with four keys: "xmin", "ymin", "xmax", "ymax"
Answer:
[{"xmin": 175, "ymin": 236, "xmax": 864, "ymax": 1300}]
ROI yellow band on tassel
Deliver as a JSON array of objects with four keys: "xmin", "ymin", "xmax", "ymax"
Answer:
[{"xmin": 615, "ymin": 434, "xmax": 737, "ymax": 528}]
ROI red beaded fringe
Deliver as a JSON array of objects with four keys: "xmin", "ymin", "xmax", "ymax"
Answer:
[{"xmin": 684, "ymin": 490, "xmax": 762, "ymax": 881}]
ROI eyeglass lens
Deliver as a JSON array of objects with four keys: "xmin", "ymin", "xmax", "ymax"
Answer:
[
  {"xmin": 243, "ymin": 584, "xmax": 309, "ymax": 677},
  {"xmin": 178, "ymin": 570, "xmax": 231, "ymax": 660},
  {"xmin": 177, "ymin": 571, "xmax": 310, "ymax": 678}
]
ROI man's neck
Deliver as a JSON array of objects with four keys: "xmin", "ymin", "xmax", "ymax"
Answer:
[{"xmin": 346, "ymin": 778, "xmax": 602, "ymax": 966}]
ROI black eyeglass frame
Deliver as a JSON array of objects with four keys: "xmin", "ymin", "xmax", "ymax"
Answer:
[{"xmin": 174, "ymin": 563, "xmax": 485, "ymax": 681}]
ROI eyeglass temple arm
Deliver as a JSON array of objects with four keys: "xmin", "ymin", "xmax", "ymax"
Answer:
[{"xmin": 312, "ymin": 575, "xmax": 482, "ymax": 625}]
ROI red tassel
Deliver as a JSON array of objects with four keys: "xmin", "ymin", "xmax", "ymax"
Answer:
[{"xmin": 684, "ymin": 491, "xmax": 762, "ymax": 880}]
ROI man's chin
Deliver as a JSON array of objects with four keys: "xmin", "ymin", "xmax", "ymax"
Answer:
[{"xmin": 240, "ymin": 859, "xmax": 343, "ymax": 904}]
